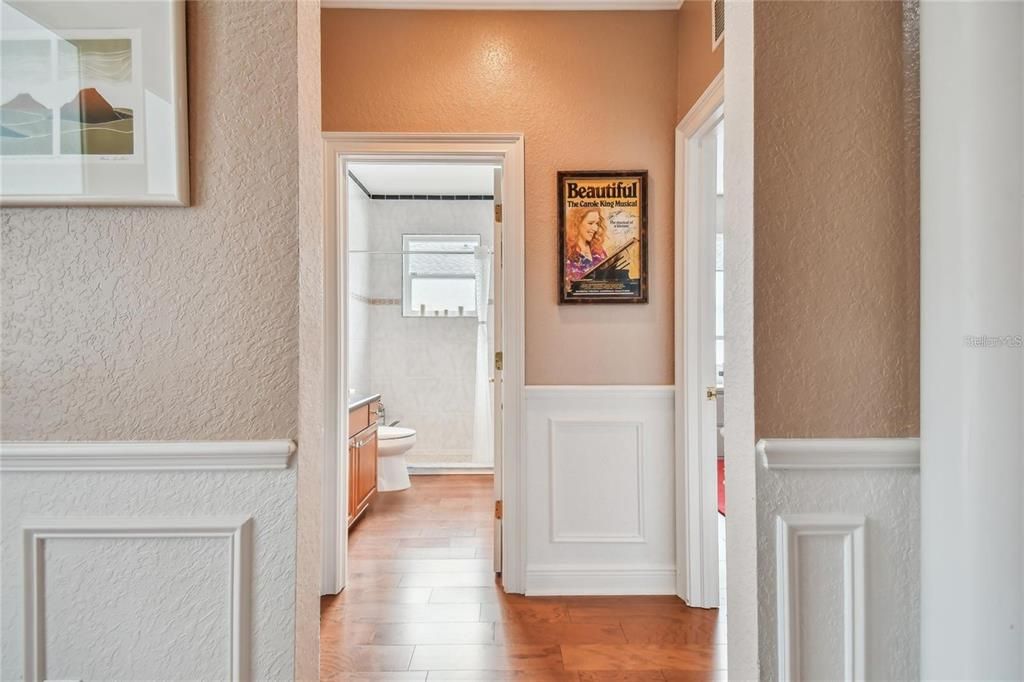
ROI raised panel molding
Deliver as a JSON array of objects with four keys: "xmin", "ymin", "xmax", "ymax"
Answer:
[
  {"xmin": 776, "ymin": 514, "xmax": 866, "ymax": 682},
  {"xmin": 549, "ymin": 418, "xmax": 645, "ymax": 543},
  {"xmin": 759, "ymin": 438, "xmax": 920, "ymax": 470},
  {"xmin": 0, "ymin": 440, "xmax": 296, "ymax": 471},
  {"xmin": 22, "ymin": 516, "xmax": 253, "ymax": 682}
]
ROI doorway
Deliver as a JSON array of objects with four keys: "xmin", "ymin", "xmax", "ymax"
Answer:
[
  {"xmin": 319, "ymin": 133, "xmax": 527, "ymax": 598},
  {"xmin": 675, "ymin": 73, "xmax": 725, "ymax": 610}
]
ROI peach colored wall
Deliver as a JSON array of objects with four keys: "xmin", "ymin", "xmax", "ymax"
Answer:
[
  {"xmin": 677, "ymin": 0, "xmax": 724, "ymax": 120},
  {"xmin": 321, "ymin": 9, "xmax": 678, "ymax": 386},
  {"xmin": 753, "ymin": 1, "xmax": 920, "ymax": 437}
]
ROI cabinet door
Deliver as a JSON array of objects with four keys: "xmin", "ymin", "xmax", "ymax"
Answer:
[
  {"xmin": 357, "ymin": 431, "xmax": 378, "ymax": 509},
  {"xmin": 348, "ymin": 442, "xmax": 359, "ymax": 521}
]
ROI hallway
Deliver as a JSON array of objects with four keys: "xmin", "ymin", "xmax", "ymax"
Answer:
[{"xmin": 320, "ymin": 475, "xmax": 726, "ymax": 680}]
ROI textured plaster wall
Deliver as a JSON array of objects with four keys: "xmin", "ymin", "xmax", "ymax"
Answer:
[
  {"xmin": 295, "ymin": 0, "xmax": 324, "ymax": 679},
  {"xmin": 753, "ymin": 0, "xmax": 920, "ymax": 438},
  {"xmin": 321, "ymin": 9, "xmax": 679, "ymax": 386},
  {"xmin": 0, "ymin": 0, "xmax": 300, "ymax": 441},
  {"xmin": 676, "ymin": 0, "xmax": 724, "ymax": 120}
]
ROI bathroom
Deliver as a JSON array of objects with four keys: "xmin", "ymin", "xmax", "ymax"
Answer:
[{"xmin": 344, "ymin": 161, "xmax": 499, "ymax": 532}]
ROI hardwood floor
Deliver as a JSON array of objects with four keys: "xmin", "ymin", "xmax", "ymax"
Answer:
[{"xmin": 320, "ymin": 475, "xmax": 726, "ymax": 681}]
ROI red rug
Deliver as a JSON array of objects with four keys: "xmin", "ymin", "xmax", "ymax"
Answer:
[{"xmin": 717, "ymin": 457, "xmax": 726, "ymax": 516}]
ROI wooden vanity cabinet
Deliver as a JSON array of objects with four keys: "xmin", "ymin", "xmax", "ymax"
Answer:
[{"xmin": 348, "ymin": 401, "xmax": 379, "ymax": 527}]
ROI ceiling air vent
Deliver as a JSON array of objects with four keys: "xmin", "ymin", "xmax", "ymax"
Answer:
[{"xmin": 713, "ymin": 0, "xmax": 725, "ymax": 48}]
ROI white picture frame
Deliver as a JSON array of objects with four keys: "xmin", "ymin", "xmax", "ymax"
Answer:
[{"xmin": 0, "ymin": 0, "xmax": 189, "ymax": 206}]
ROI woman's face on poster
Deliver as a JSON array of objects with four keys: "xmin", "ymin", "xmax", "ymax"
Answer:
[{"xmin": 581, "ymin": 211, "xmax": 601, "ymax": 243}]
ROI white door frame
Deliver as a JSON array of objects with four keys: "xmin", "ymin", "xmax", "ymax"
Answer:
[
  {"xmin": 320, "ymin": 132, "xmax": 527, "ymax": 595},
  {"xmin": 674, "ymin": 72, "xmax": 725, "ymax": 609}
]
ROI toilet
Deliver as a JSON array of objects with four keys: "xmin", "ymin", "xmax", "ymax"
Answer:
[{"xmin": 377, "ymin": 425, "xmax": 415, "ymax": 492}]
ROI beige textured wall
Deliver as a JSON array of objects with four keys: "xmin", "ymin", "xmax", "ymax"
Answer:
[
  {"xmin": 753, "ymin": 0, "xmax": 920, "ymax": 437},
  {"xmin": 295, "ymin": 0, "xmax": 323, "ymax": 678},
  {"xmin": 0, "ymin": 1, "xmax": 300, "ymax": 440},
  {"xmin": 677, "ymin": 0, "xmax": 724, "ymax": 120},
  {"xmin": 321, "ymin": 9, "xmax": 678, "ymax": 386}
]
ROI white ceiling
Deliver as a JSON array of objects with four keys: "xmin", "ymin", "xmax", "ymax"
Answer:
[
  {"xmin": 349, "ymin": 163, "xmax": 497, "ymax": 196},
  {"xmin": 323, "ymin": 0, "xmax": 682, "ymax": 9}
]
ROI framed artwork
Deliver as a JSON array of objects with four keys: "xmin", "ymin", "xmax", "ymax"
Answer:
[
  {"xmin": 558, "ymin": 170, "xmax": 648, "ymax": 304},
  {"xmin": 0, "ymin": 0, "xmax": 189, "ymax": 206}
]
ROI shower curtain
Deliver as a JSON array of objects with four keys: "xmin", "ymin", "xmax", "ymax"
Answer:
[{"xmin": 472, "ymin": 245, "xmax": 494, "ymax": 465}]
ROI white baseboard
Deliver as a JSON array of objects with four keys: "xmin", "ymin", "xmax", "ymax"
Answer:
[
  {"xmin": 408, "ymin": 464, "xmax": 493, "ymax": 475},
  {"xmin": 525, "ymin": 564, "xmax": 677, "ymax": 596}
]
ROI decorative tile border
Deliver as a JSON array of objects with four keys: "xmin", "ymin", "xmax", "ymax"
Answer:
[{"xmin": 348, "ymin": 171, "xmax": 494, "ymax": 201}]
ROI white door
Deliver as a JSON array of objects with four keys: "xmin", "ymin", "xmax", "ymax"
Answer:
[
  {"xmin": 492, "ymin": 166, "xmax": 504, "ymax": 573},
  {"xmin": 678, "ymin": 101, "xmax": 724, "ymax": 609},
  {"xmin": 695, "ymin": 122, "xmax": 721, "ymax": 605}
]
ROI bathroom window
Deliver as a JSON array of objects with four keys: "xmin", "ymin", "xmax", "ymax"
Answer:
[{"xmin": 402, "ymin": 234, "xmax": 481, "ymax": 317}]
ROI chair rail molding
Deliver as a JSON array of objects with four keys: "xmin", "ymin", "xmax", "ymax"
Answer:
[
  {"xmin": 759, "ymin": 437, "xmax": 920, "ymax": 470},
  {"xmin": 0, "ymin": 440, "xmax": 296, "ymax": 472}
]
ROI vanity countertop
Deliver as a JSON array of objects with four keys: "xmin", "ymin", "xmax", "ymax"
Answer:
[{"xmin": 348, "ymin": 393, "xmax": 381, "ymax": 411}]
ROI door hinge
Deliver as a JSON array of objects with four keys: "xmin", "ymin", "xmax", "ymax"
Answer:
[
  {"xmin": 494, "ymin": 203, "xmax": 503, "ymax": 223},
  {"xmin": 495, "ymin": 500, "xmax": 503, "ymax": 519},
  {"xmin": 494, "ymin": 351, "xmax": 503, "ymax": 371}
]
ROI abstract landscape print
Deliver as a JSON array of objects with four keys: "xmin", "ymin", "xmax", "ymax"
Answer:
[
  {"xmin": 0, "ymin": 30, "xmax": 141, "ymax": 159},
  {"xmin": 0, "ymin": 39, "xmax": 53, "ymax": 155}
]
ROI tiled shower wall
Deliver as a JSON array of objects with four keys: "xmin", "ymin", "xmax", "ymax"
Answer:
[
  {"xmin": 346, "ymin": 191, "xmax": 493, "ymax": 462},
  {"xmin": 347, "ymin": 177, "xmax": 372, "ymax": 396}
]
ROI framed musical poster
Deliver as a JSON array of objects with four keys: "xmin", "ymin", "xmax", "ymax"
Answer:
[
  {"xmin": 0, "ymin": 0, "xmax": 189, "ymax": 206},
  {"xmin": 558, "ymin": 170, "xmax": 648, "ymax": 304}
]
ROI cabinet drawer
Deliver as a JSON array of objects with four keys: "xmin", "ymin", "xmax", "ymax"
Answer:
[{"xmin": 349, "ymin": 404, "xmax": 370, "ymax": 436}]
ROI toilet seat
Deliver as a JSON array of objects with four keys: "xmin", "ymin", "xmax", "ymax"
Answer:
[{"xmin": 379, "ymin": 426, "xmax": 415, "ymax": 441}]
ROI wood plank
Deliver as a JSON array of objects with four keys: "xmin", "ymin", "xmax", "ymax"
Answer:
[
  {"xmin": 426, "ymin": 672, "xmax": 579, "ymax": 681},
  {"xmin": 400, "ymin": 572, "xmax": 498, "ymax": 588},
  {"xmin": 371, "ymin": 622, "xmax": 496, "ymax": 645},
  {"xmin": 561, "ymin": 644, "xmax": 726, "ymax": 672},
  {"xmin": 495, "ymin": 622, "xmax": 628, "ymax": 646},
  {"xmin": 409, "ymin": 644, "xmax": 564, "ymax": 671},
  {"xmin": 327, "ymin": 603, "xmax": 482, "ymax": 624},
  {"xmin": 321, "ymin": 644, "xmax": 414, "ymax": 674}
]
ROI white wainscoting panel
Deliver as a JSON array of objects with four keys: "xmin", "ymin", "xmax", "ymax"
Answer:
[
  {"xmin": 525, "ymin": 386, "xmax": 675, "ymax": 595},
  {"xmin": 550, "ymin": 419, "xmax": 644, "ymax": 543},
  {"xmin": 23, "ymin": 516, "xmax": 252, "ymax": 682},
  {"xmin": 776, "ymin": 514, "xmax": 865, "ymax": 682},
  {"xmin": 1, "ymin": 441, "xmax": 296, "ymax": 681},
  {"xmin": 757, "ymin": 438, "xmax": 920, "ymax": 681}
]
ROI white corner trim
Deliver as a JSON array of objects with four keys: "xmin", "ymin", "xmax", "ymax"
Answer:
[
  {"xmin": 322, "ymin": 0, "xmax": 683, "ymax": 9},
  {"xmin": 758, "ymin": 438, "xmax": 920, "ymax": 471},
  {"xmin": 776, "ymin": 514, "xmax": 866, "ymax": 682},
  {"xmin": 525, "ymin": 564, "xmax": 676, "ymax": 596},
  {"xmin": 0, "ymin": 440, "xmax": 296, "ymax": 472},
  {"xmin": 22, "ymin": 515, "xmax": 253, "ymax": 682}
]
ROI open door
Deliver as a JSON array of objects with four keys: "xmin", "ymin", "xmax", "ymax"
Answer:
[
  {"xmin": 492, "ymin": 166, "xmax": 504, "ymax": 574},
  {"xmin": 677, "ymin": 90, "xmax": 724, "ymax": 609}
]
